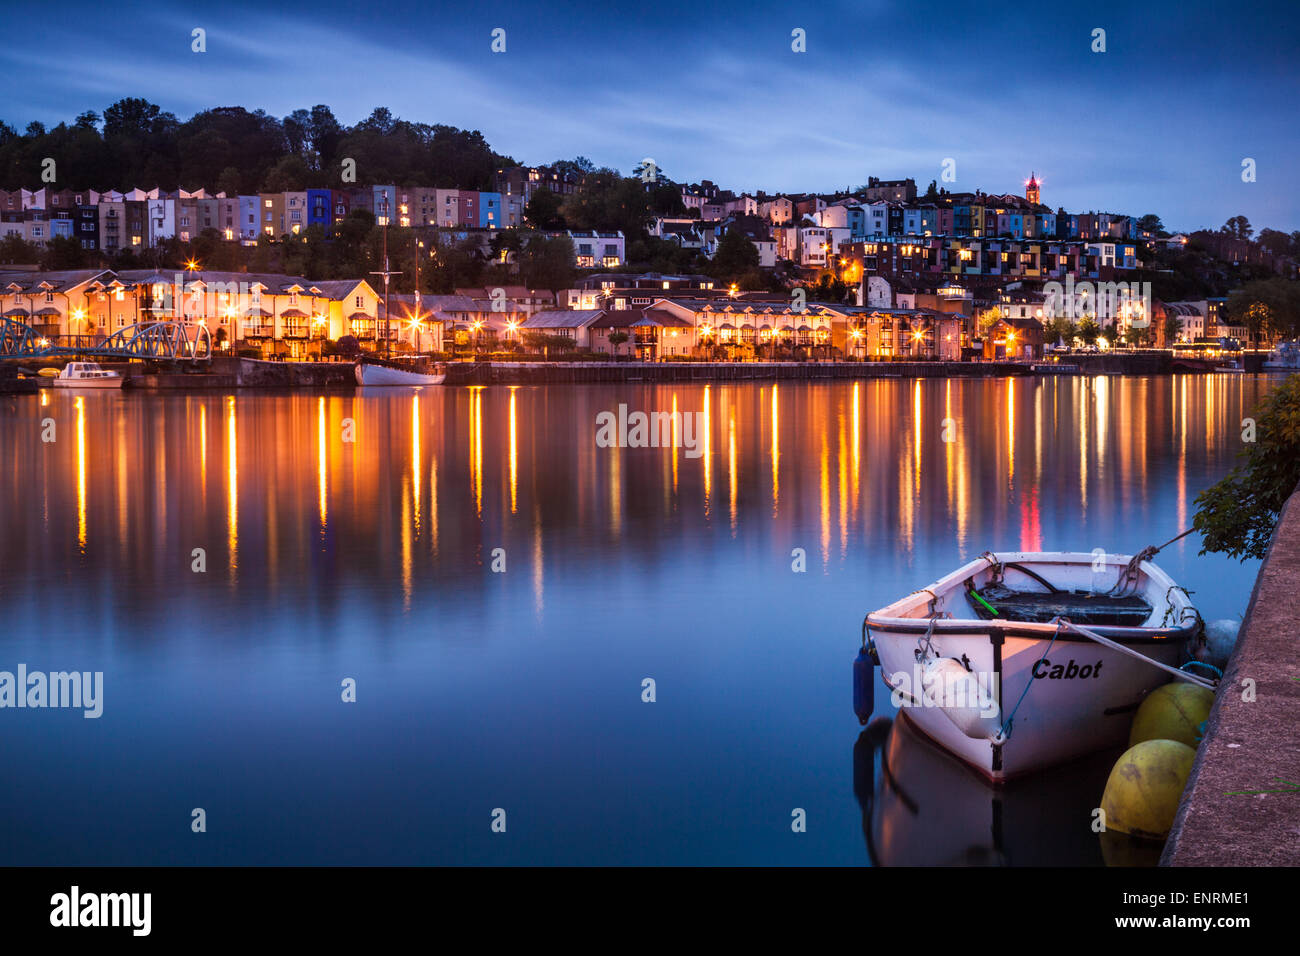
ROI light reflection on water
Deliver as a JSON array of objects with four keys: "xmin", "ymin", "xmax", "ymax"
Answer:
[{"xmin": 0, "ymin": 375, "xmax": 1275, "ymax": 865}]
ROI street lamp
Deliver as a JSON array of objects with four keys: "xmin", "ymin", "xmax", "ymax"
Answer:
[
  {"xmin": 71, "ymin": 307, "xmax": 89, "ymax": 346},
  {"xmin": 312, "ymin": 314, "xmax": 328, "ymax": 358}
]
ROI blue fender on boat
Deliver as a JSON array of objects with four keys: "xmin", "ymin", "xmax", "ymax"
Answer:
[{"xmin": 853, "ymin": 646, "xmax": 875, "ymax": 725}]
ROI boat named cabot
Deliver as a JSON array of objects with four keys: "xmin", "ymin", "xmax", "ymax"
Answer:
[
  {"xmin": 1032, "ymin": 657, "xmax": 1104, "ymax": 680},
  {"xmin": 0, "ymin": 664, "xmax": 103, "ymax": 718}
]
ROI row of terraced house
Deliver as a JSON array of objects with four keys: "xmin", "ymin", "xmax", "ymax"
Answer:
[
  {"xmin": 0, "ymin": 268, "xmax": 589, "ymax": 358},
  {"xmin": 0, "ymin": 183, "xmax": 564, "ymax": 247}
]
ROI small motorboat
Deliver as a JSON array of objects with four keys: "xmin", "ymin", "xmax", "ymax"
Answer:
[
  {"xmin": 860, "ymin": 550, "xmax": 1208, "ymax": 782},
  {"xmin": 1030, "ymin": 363, "xmax": 1081, "ymax": 375},
  {"xmin": 355, "ymin": 357, "xmax": 446, "ymax": 386},
  {"xmin": 48, "ymin": 361, "xmax": 124, "ymax": 389}
]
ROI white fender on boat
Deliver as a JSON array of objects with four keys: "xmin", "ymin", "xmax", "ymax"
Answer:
[
  {"xmin": 921, "ymin": 657, "xmax": 1003, "ymax": 740},
  {"xmin": 1201, "ymin": 619, "xmax": 1240, "ymax": 671}
]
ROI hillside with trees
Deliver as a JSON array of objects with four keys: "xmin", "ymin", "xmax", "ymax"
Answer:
[{"xmin": 0, "ymin": 99, "xmax": 516, "ymax": 193}]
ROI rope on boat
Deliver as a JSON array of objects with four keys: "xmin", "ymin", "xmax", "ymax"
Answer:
[
  {"xmin": 908, "ymin": 587, "xmax": 939, "ymax": 616},
  {"xmin": 914, "ymin": 611, "xmax": 942, "ymax": 662},
  {"xmin": 1054, "ymin": 617, "xmax": 1218, "ymax": 691},
  {"xmin": 1181, "ymin": 660, "xmax": 1223, "ymax": 680},
  {"xmin": 1108, "ymin": 528, "xmax": 1196, "ymax": 597},
  {"xmin": 995, "ymin": 620, "xmax": 1062, "ymax": 743},
  {"xmin": 1161, "ymin": 584, "xmax": 1203, "ymax": 631},
  {"xmin": 995, "ymin": 615, "xmax": 1216, "ymax": 743}
]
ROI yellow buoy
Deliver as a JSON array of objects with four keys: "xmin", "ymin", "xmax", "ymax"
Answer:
[
  {"xmin": 1129, "ymin": 682, "xmax": 1215, "ymax": 748},
  {"xmin": 38, "ymin": 367, "xmax": 59, "ymax": 378},
  {"xmin": 1101, "ymin": 739, "xmax": 1196, "ymax": 840}
]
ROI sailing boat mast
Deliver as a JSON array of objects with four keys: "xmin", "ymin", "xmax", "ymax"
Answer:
[
  {"xmin": 414, "ymin": 236, "xmax": 422, "ymax": 353},
  {"xmin": 368, "ymin": 195, "xmax": 401, "ymax": 359}
]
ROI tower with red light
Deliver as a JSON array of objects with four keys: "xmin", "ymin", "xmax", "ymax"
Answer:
[{"xmin": 1025, "ymin": 172, "xmax": 1040, "ymax": 206}]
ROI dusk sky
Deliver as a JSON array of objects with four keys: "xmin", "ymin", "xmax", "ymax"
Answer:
[{"xmin": 2, "ymin": 0, "xmax": 1297, "ymax": 232}]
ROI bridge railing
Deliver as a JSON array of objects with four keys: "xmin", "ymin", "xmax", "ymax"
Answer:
[{"xmin": 0, "ymin": 317, "xmax": 212, "ymax": 363}]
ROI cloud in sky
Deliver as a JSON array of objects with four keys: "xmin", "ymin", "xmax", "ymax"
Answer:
[{"xmin": 0, "ymin": 0, "xmax": 1296, "ymax": 230}]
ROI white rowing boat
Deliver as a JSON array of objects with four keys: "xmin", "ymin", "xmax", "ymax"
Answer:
[{"xmin": 861, "ymin": 550, "xmax": 1205, "ymax": 782}]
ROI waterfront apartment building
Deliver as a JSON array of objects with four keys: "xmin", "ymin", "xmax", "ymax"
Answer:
[
  {"xmin": 523, "ymin": 296, "xmax": 837, "ymax": 360},
  {"xmin": 845, "ymin": 308, "xmax": 965, "ymax": 361},
  {"xmin": 0, "ymin": 268, "xmax": 407, "ymax": 360}
]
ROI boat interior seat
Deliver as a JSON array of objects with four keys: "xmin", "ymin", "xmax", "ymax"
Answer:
[{"xmin": 968, "ymin": 582, "xmax": 1154, "ymax": 627}]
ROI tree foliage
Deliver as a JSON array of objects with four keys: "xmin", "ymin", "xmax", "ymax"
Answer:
[
  {"xmin": 1195, "ymin": 374, "xmax": 1300, "ymax": 560},
  {"xmin": 709, "ymin": 229, "xmax": 760, "ymax": 279},
  {"xmin": 1076, "ymin": 316, "xmax": 1101, "ymax": 345},
  {"xmin": 0, "ymin": 99, "xmax": 515, "ymax": 192},
  {"xmin": 1225, "ymin": 278, "xmax": 1300, "ymax": 344},
  {"xmin": 520, "ymin": 235, "xmax": 575, "ymax": 295}
]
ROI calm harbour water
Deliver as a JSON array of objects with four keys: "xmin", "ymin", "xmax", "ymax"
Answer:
[{"xmin": 0, "ymin": 374, "xmax": 1275, "ymax": 865}]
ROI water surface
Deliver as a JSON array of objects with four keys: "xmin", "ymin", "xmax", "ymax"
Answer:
[{"xmin": 0, "ymin": 375, "xmax": 1273, "ymax": 864}]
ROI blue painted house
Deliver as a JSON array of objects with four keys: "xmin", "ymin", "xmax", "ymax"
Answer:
[
  {"xmin": 238, "ymin": 196, "xmax": 259, "ymax": 242},
  {"xmin": 307, "ymin": 189, "xmax": 332, "ymax": 228},
  {"xmin": 478, "ymin": 192, "xmax": 502, "ymax": 229},
  {"xmin": 953, "ymin": 205, "xmax": 971, "ymax": 236}
]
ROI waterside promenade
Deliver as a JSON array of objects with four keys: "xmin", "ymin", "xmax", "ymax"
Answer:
[
  {"xmin": 0, "ymin": 351, "xmax": 1190, "ymax": 392},
  {"xmin": 1164, "ymin": 488, "xmax": 1300, "ymax": 865}
]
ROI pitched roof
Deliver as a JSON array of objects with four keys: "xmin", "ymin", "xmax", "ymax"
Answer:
[
  {"xmin": 0, "ymin": 269, "xmax": 113, "ymax": 292},
  {"xmin": 417, "ymin": 295, "xmax": 480, "ymax": 313},
  {"xmin": 310, "ymin": 279, "xmax": 372, "ymax": 299},
  {"xmin": 523, "ymin": 309, "xmax": 605, "ymax": 329},
  {"xmin": 455, "ymin": 286, "xmax": 555, "ymax": 300}
]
